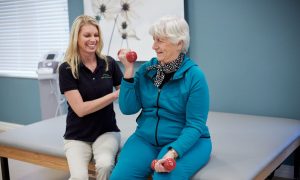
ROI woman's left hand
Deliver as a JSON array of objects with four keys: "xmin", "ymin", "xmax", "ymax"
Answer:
[
  {"xmin": 153, "ymin": 158, "xmax": 171, "ymax": 173},
  {"xmin": 153, "ymin": 149, "xmax": 177, "ymax": 173}
]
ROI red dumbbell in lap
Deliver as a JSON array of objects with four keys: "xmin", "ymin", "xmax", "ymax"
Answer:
[
  {"xmin": 118, "ymin": 49, "xmax": 137, "ymax": 63},
  {"xmin": 151, "ymin": 158, "xmax": 176, "ymax": 171}
]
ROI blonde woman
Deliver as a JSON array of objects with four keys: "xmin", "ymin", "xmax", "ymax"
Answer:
[{"xmin": 59, "ymin": 15, "xmax": 123, "ymax": 180}]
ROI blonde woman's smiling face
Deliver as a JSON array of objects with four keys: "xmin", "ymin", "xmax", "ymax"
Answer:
[
  {"xmin": 152, "ymin": 36, "xmax": 182, "ymax": 64},
  {"xmin": 78, "ymin": 24, "xmax": 99, "ymax": 55}
]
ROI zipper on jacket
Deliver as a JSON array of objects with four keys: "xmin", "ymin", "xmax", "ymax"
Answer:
[{"xmin": 155, "ymin": 88, "xmax": 161, "ymax": 146}]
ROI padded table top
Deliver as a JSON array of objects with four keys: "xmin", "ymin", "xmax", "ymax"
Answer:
[
  {"xmin": 1, "ymin": 106, "xmax": 300, "ymax": 180},
  {"xmin": 193, "ymin": 112, "xmax": 300, "ymax": 179},
  {"xmin": 0, "ymin": 106, "xmax": 137, "ymax": 158}
]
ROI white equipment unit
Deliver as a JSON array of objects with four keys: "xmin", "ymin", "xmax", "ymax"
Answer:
[
  {"xmin": 37, "ymin": 52, "xmax": 60, "ymax": 79},
  {"xmin": 37, "ymin": 51, "xmax": 66, "ymax": 120}
]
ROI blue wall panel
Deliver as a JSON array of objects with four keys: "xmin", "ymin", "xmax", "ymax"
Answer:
[{"xmin": 186, "ymin": 0, "xmax": 300, "ymax": 120}]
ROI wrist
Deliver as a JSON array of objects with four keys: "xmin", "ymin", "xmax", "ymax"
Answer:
[
  {"xmin": 169, "ymin": 149, "xmax": 178, "ymax": 159},
  {"xmin": 124, "ymin": 67, "xmax": 134, "ymax": 78},
  {"xmin": 112, "ymin": 91, "xmax": 119, "ymax": 100}
]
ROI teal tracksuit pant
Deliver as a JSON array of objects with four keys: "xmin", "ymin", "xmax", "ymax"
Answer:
[{"xmin": 110, "ymin": 133, "xmax": 211, "ymax": 180}]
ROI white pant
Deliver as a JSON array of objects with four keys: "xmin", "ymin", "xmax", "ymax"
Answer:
[{"xmin": 64, "ymin": 132, "xmax": 121, "ymax": 180}]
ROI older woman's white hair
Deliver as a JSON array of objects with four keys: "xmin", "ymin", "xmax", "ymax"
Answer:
[{"xmin": 149, "ymin": 15, "xmax": 190, "ymax": 53}]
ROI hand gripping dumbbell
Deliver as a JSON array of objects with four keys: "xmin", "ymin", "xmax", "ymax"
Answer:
[
  {"xmin": 117, "ymin": 49, "xmax": 137, "ymax": 63},
  {"xmin": 151, "ymin": 158, "xmax": 176, "ymax": 171}
]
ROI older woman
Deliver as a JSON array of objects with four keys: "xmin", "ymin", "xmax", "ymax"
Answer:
[
  {"xmin": 110, "ymin": 15, "xmax": 211, "ymax": 179},
  {"xmin": 59, "ymin": 15, "xmax": 123, "ymax": 180}
]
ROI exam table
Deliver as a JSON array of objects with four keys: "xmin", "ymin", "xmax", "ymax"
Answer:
[{"xmin": 0, "ymin": 106, "xmax": 300, "ymax": 180}]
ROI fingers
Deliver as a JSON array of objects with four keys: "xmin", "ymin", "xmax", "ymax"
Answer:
[
  {"xmin": 154, "ymin": 159, "xmax": 171, "ymax": 173},
  {"xmin": 117, "ymin": 49, "xmax": 135, "ymax": 72},
  {"xmin": 117, "ymin": 49, "xmax": 130, "ymax": 62}
]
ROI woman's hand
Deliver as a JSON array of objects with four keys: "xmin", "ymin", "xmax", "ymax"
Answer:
[
  {"xmin": 163, "ymin": 149, "xmax": 178, "ymax": 159},
  {"xmin": 118, "ymin": 49, "xmax": 134, "ymax": 78},
  {"xmin": 153, "ymin": 159, "xmax": 171, "ymax": 173},
  {"xmin": 118, "ymin": 49, "xmax": 134, "ymax": 68},
  {"xmin": 153, "ymin": 149, "xmax": 178, "ymax": 173},
  {"xmin": 112, "ymin": 89, "xmax": 120, "ymax": 100}
]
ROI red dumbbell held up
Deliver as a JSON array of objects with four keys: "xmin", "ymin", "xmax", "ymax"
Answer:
[
  {"xmin": 117, "ymin": 49, "xmax": 137, "ymax": 63},
  {"xmin": 151, "ymin": 158, "xmax": 176, "ymax": 171}
]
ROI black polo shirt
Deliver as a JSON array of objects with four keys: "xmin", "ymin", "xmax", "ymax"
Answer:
[{"xmin": 59, "ymin": 55, "xmax": 123, "ymax": 142}]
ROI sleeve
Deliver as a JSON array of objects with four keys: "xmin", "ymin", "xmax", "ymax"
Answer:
[
  {"xmin": 58, "ymin": 62, "xmax": 78, "ymax": 94},
  {"xmin": 108, "ymin": 56, "xmax": 123, "ymax": 86},
  {"xmin": 123, "ymin": 78, "xmax": 134, "ymax": 83},
  {"xmin": 118, "ymin": 64, "xmax": 146, "ymax": 115},
  {"xmin": 168, "ymin": 67, "xmax": 210, "ymax": 157}
]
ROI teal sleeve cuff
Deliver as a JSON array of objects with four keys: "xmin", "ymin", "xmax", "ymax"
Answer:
[{"xmin": 123, "ymin": 77, "xmax": 134, "ymax": 83}]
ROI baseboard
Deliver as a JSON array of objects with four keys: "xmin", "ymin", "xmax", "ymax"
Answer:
[
  {"xmin": 274, "ymin": 164, "xmax": 294, "ymax": 179},
  {"xmin": 0, "ymin": 121, "xmax": 24, "ymax": 131}
]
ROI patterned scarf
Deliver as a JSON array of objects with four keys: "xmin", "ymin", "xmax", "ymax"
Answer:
[{"xmin": 147, "ymin": 53, "xmax": 184, "ymax": 87}]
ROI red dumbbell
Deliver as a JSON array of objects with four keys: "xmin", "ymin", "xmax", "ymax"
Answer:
[
  {"xmin": 117, "ymin": 49, "xmax": 137, "ymax": 63},
  {"xmin": 151, "ymin": 158, "xmax": 176, "ymax": 171},
  {"xmin": 126, "ymin": 51, "xmax": 137, "ymax": 62}
]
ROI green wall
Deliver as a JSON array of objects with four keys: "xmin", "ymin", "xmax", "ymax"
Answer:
[
  {"xmin": 0, "ymin": 77, "xmax": 41, "ymax": 124},
  {"xmin": 67, "ymin": 0, "xmax": 84, "ymax": 30},
  {"xmin": 185, "ymin": 0, "xmax": 300, "ymax": 166},
  {"xmin": 186, "ymin": 0, "xmax": 300, "ymax": 120}
]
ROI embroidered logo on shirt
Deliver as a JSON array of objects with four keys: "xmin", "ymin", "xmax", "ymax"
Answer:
[{"xmin": 101, "ymin": 73, "xmax": 112, "ymax": 79}]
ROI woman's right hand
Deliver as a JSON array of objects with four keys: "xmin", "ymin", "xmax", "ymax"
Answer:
[
  {"xmin": 112, "ymin": 89, "xmax": 120, "ymax": 100},
  {"xmin": 118, "ymin": 49, "xmax": 135, "ymax": 78}
]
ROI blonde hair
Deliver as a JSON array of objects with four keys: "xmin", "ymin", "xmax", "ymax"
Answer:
[
  {"xmin": 64, "ymin": 15, "xmax": 108, "ymax": 79},
  {"xmin": 149, "ymin": 15, "xmax": 190, "ymax": 53}
]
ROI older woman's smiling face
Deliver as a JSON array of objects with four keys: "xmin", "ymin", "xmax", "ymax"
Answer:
[{"xmin": 152, "ymin": 36, "xmax": 182, "ymax": 64}]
